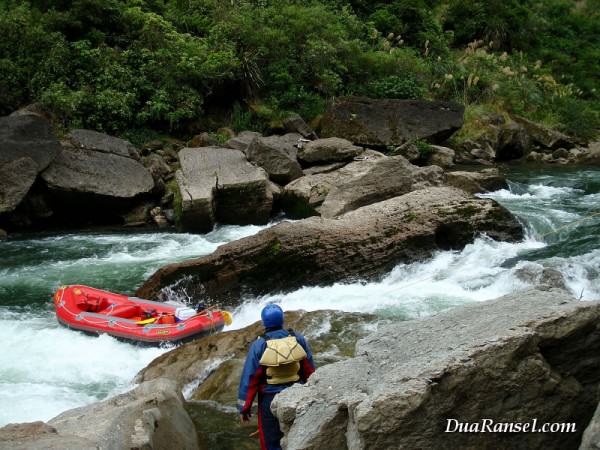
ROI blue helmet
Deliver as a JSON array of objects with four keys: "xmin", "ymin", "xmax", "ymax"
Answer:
[{"xmin": 261, "ymin": 304, "xmax": 284, "ymax": 328}]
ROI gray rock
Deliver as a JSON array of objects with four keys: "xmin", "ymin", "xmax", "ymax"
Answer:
[
  {"xmin": 575, "ymin": 141, "xmax": 600, "ymax": 165},
  {"xmin": 514, "ymin": 116, "xmax": 576, "ymax": 150},
  {"xmin": 273, "ymin": 289, "xmax": 600, "ymax": 450},
  {"xmin": 67, "ymin": 129, "xmax": 141, "ymax": 160},
  {"xmin": 552, "ymin": 148, "xmax": 570, "ymax": 159},
  {"xmin": 0, "ymin": 114, "xmax": 61, "ymax": 212},
  {"xmin": 47, "ymin": 378, "xmax": 199, "ymax": 450},
  {"xmin": 0, "ymin": 157, "xmax": 39, "ymax": 214},
  {"xmin": 320, "ymin": 97, "xmax": 464, "ymax": 147},
  {"xmin": 428, "ymin": 145, "xmax": 455, "ymax": 168},
  {"xmin": 176, "ymin": 147, "xmax": 272, "ymax": 232},
  {"xmin": 298, "ymin": 137, "xmax": 362, "ymax": 164},
  {"xmin": 188, "ymin": 132, "xmax": 216, "ymax": 148},
  {"xmin": 581, "ymin": 402, "xmax": 600, "ymax": 450},
  {"xmin": 246, "ymin": 136, "xmax": 303, "ymax": 184},
  {"xmin": 283, "ymin": 155, "xmax": 443, "ymax": 218},
  {"xmin": 394, "ymin": 143, "xmax": 421, "ymax": 163},
  {"xmin": 0, "ymin": 421, "xmax": 95, "ymax": 450},
  {"xmin": 303, "ymin": 162, "xmax": 349, "ymax": 175},
  {"xmin": 144, "ymin": 153, "xmax": 172, "ymax": 182},
  {"xmin": 225, "ymin": 131, "xmax": 262, "ymax": 152},
  {"xmin": 137, "ymin": 187, "xmax": 523, "ymax": 301},
  {"xmin": 514, "ymin": 263, "xmax": 568, "ymax": 290},
  {"xmin": 445, "ymin": 168, "xmax": 508, "ymax": 194},
  {"xmin": 470, "ymin": 145, "xmax": 495, "ymax": 161},
  {"xmin": 41, "ymin": 144, "xmax": 155, "ymax": 198},
  {"xmin": 283, "ymin": 114, "xmax": 318, "ymax": 140}
]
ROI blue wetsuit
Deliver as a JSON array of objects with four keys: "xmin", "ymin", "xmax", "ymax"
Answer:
[{"xmin": 238, "ymin": 327, "xmax": 315, "ymax": 450}]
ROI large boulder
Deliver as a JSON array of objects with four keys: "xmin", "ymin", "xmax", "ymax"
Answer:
[
  {"xmin": 445, "ymin": 168, "xmax": 508, "ymax": 194},
  {"xmin": 176, "ymin": 147, "xmax": 273, "ymax": 232},
  {"xmin": 320, "ymin": 97, "xmax": 464, "ymax": 147},
  {"xmin": 246, "ymin": 135, "xmax": 303, "ymax": 184},
  {"xmin": 283, "ymin": 114, "xmax": 318, "ymax": 140},
  {"xmin": 224, "ymin": 130, "xmax": 262, "ymax": 152},
  {"xmin": 283, "ymin": 154, "xmax": 443, "ymax": 218},
  {"xmin": 272, "ymin": 289, "xmax": 600, "ymax": 450},
  {"xmin": 136, "ymin": 187, "xmax": 523, "ymax": 302},
  {"xmin": 297, "ymin": 137, "xmax": 362, "ymax": 164},
  {"xmin": 50, "ymin": 378, "xmax": 198, "ymax": 450},
  {"xmin": 41, "ymin": 131, "xmax": 154, "ymax": 199},
  {"xmin": 574, "ymin": 141, "xmax": 600, "ymax": 165},
  {"xmin": 581, "ymin": 403, "xmax": 600, "ymax": 450},
  {"xmin": 513, "ymin": 116, "xmax": 577, "ymax": 150},
  {"xmin": 427, "ymin": 145, "xmax": 455, "ymax": 168},
  {"xmin": 0, "ymin": 114, "xmax": 61, "ymax": 213}
]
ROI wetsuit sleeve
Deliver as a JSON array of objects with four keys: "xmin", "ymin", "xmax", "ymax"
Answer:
[
  {"xmin": 238, "ymin": 339, "xmax": 265, "ymax": 414},
  {"xmin": 297, "ymin": 334, "xmax": 316, "ymax": 381}
]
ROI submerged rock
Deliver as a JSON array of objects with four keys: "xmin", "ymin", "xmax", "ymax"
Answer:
[
  {"xmin": 175, "ymin": 147, "xmax": 273, "ymax": 232},
  {"xmin": 272, "ymin": 289, "xmax": 600, "ymax": 450},
  {"xmin": 320, "ymin": 97, "xmax": 464, "ymax": 147},
  {"xmin": 136, "ymin": 187, "xmax": 522, "ymax": 302}
]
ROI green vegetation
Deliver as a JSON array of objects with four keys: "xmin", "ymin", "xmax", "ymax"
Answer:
[{"xmin": 0, "ymin": 0, "xmax": 598, "ymax": 140}]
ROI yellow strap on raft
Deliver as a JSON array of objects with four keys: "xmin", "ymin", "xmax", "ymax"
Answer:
[{"xmin": 136, "ymin": 317, "xmax": 158, "ymax": 325}]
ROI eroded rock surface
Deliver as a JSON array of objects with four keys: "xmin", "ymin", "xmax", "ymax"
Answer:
[
  {"xmin": 136, "ymin": 187, "xmax": 522, "ymax": 302},
  {"xmin": 273, "ymin": 289, "xmax": 600, "ymax": 450}
]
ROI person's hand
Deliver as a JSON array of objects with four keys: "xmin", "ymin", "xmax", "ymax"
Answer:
[{"xmin": 240, "ymin": 411, "xmax": 251, "ymax": 423}]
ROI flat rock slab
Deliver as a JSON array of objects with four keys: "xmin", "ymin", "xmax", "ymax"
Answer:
[
  {"xmin": 297, "ymin": 137, "xmax": 362, "ymax": 164},
  {"xmin": 136, "ymin": 186, "xmax": 522, "ymax": 302},
  {"xmin": 0, "ymin": 114, "xmax": 61, "ymax": 212},
  {"xmin": 320, "ymin": 97, "xmax": 464, "ymax": 147},
  {"xmin": 67, "ymin": 129, "xmax": 141, "ymax": 159},
  {"xmin": 41, "ymin": 146, "xmax": 154, "ymax": 198},
  {"xmin": 273, "ymin": 289, "xmax": 600, "ymax": 450},
  {"xmin": 176, "ymin": 147, "xmax": 272, "ymax": 232}
]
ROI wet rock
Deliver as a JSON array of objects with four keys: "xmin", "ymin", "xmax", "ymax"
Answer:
[
  {"xmin": 283, "ymin": 154, "xmax": 443, "ymax": 218},
  {"xmin": 176, "ymin": 147, "xmax": 272, "ymax": 232},
  {"xmin": 273, "ymin": 289, "xmax": 600, "ymax": 450},
  {"xmin": 320, "ymin": 97, "xmax": 464, "ymax": 147},
  {"xmin": 514, "ymin": 263, "xmax": 568, "ymax": 291},
  {"xmin": 428, "ymin": 145, "xmax": 455, "ymax": 168},
  {"xmin": 445, "ymin": 168, "xmax": 508, "ymax": 194},
  {"xmin": 283, "ymin": 114, "xmax": 318, "ymax": 140},
  {"xmin": 137, "ymin": 187, "xmax": 523, "ymax": 301},
  {"xmin": 513, "ymin": 116, "xmax": 576, "ymax": 150},
  {"xmin": 246, "ymin": 136, "xmax": 303, "ymax": 184},
  {"xmin": 224, "ymin": 131, "xmax": 262, "ymax": 152},
  {"xmin": 48, "ymin": 378, "xmax": 199, "ymax": 450},
  {"xmin": 297, "ymin": 137, "xmax": 362, "ymax": 164},
  {"xmin": 0, "ymin": 114, "xmax": 61, "ymax": 213},
  {"xmin": 0, "ymin": 421, "xmax": 95, "ymax": 450}
]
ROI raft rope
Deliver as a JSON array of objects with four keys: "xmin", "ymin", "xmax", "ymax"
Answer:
[{"xmin": 376, "ymin": 209, "xmax": 600, "ymax": 298}]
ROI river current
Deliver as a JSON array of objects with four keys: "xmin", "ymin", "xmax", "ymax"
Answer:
[{"xmin": 0, "ymin": 167, "xmax": 598, "ymax": 426}]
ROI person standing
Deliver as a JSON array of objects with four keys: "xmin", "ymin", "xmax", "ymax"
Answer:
[{"xmin": 238, "ymin": 304, "xmax": 315, "ymax": 450}]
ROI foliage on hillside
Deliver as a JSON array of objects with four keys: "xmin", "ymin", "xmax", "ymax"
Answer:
[{"xmin": 0, "ymin": 0, "xmax": 598, "ymax": 141}]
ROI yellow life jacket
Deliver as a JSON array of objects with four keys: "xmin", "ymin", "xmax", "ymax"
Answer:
[{"xmin": 259, "ymin": 334, "xmax": 307, "ymax": 385}]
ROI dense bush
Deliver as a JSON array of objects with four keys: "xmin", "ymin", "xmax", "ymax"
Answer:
[{"xmin": 0, "ymin": 0, "xmax": 597, "ymax": 141}]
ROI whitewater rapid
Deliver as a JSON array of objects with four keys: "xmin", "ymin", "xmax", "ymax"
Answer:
[{"xmin": 0, "ymin": 225, "xmax": 267, "ymax": 425}]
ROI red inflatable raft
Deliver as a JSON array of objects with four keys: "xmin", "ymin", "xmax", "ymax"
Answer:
[{"xmin": 53, "ymin": 285, "xmax": 231, "ymax": 346}]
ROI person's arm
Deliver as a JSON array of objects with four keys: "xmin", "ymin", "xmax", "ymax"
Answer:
[
  {"xmin": 297, "ymin": 335, "xmax": 316, "ymax": 381},
  {"xmin": 237, "ymin": 339, "xmax": 264, "ymax": 421}
]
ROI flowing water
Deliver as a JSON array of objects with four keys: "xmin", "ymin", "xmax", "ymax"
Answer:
[{"xmin": 0, "ymin": 166, "xmax": 598, "ymax": 428}]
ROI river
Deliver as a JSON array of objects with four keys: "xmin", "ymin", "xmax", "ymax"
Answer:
[{"xmin": 0, "ymin": 166, "xmax": 598, "ymax": 426}]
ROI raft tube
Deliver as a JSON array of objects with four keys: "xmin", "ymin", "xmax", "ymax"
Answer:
[{"xmin": 53, "ymin": 285, "xmax": 228, "ymax": 346}]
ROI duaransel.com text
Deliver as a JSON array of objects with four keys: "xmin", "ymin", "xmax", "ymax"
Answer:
[{"xmin": 445, "ymin": 418, "xmax": 576, "ymax": 433}]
